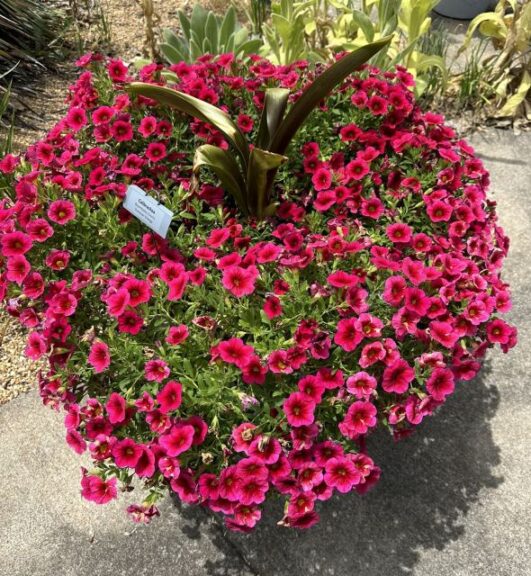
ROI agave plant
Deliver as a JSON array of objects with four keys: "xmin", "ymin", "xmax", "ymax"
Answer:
[
  {"xmin": 160, "ymin": 4, "xmax": 262, "ymax": 64},
  {"xmin": 129, "ymin": 38, "xmax": 390, "ymax": 219}
]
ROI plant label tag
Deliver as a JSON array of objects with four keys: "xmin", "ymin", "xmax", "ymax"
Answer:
[{"xmin": 123, "ymin": 185, "xmax": 173, "ymax": 239}]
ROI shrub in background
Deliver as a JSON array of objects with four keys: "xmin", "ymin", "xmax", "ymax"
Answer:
[{"xmin": 0, "ymin": 0, "xmax": 65, "ymax": 65}]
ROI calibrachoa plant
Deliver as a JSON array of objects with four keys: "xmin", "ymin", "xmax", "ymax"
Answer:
[{"xmin": 0, "ymin": 51, "xmax": 517, "ymax": 532}]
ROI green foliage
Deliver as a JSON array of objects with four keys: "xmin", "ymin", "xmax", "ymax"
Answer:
[
  {"xmin": 129, "ymin": 38, "xmax": 390, "ymax": 218},
  {"xmin": 460, "ymin": 0, "xmax": 531, "ymax": 119},
  {"xmin": 416, "ymin": 23, "xmax": 450, "ymax": 103},
  {"xmin": 394, "ymin": 0, "xmax": 447, "ymax": 95},
  {"xmin": 160, "ymin": 4, "xmax": 262, "ymax": 64},
  {"xmin": 451, "ymin": 39, "xmax": 495, "ymax": 111},
  {"xmin": 258, "ymin": 0, "xmax": 447, "ymax": 96},
  {"xmin": 261, "ymin": 0, "xmax": 311, "ymax": 64},
  {"xmin": 244, "ymin": 0, "xmax": 270, "ymax": 37}
]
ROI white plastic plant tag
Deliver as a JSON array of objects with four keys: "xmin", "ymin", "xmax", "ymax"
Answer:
[{"xmin": 123, "ymin": 185, "xmax": 174, "ymax": 239}]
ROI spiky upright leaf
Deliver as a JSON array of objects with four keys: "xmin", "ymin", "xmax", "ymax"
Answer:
[{"xmin": 269, "ymin": 37, "xmax": 392, "ymax": 155}]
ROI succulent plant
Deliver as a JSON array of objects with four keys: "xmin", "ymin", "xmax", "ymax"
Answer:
[{"xmin": 160, "ymin": 4, "xmax": 262, "ymax": 64}]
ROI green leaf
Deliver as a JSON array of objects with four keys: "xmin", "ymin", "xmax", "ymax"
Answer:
[
  {"xmin": 220, "ymin": 6, "xmax": 237, "ymax": 47},
  {"xmin": 271, "ymin": 14, "xmax": 292, "ymax": 43},
  {"xmin": 193, "ymin": 144, "xmax": 248, "ymax": 214},
  {"xmin": 479, "ymin": 19, "xmax": 507, "ymax": 41},
  {"xmin": 205, "ymin": 12, "xmax": 219, "ymax": 52},
  {"xmin": 128, "ymin": 83, "xmax": 250, "ymax": 165},
  {"xmin": 256, "ymin": 88, "xmax": 290, "ymax": 149},
  {"xmin": 161, "ymin": 70, "xmax": 179, "ymax": 83},
  {"xmin": 191, "ymin": 3, "xmax": 208, "ymax": 46},
  {"xmin": 132, "ymin": 56, "xmax": 152, "ymax": 70},
  {"xmin": 226, "ymin": 32, "xmax": 236, "ymax": 54},
  {"xmin": 350, "ymin": 9, "xmax": 376, "ymax": 42},
  {"xmin": 269, "ymin": 38, "xmax": 392, "ymax": 155},
  {"xmin": 237, "ymin": 38, "xmax": 263, "ymax": 58},
  {"xmin": 190, "ymin": 32, "xmax": 203, "ymax": 60},
  {"xmin": 177, "ymin": 9, "xmax": 191, "ymax": 42},
  {"xmin": 416, "ymin": 53, "xmax": 448, "ymax": 84},
  {"xmin": 160, "ymin": 42, "xmax": 187, "ymax": 64},
  {"xmin": 379, "ymin": 0, "xmax": 401, "ymax": 34},
  {"xmin": 162, "ymin": 28, "xmax": 182, "ymax": 50},
  {"xmin": 233, "ymin": 27, "xmax": 249, "ymax": 48},
  {"xmin": 460, "ymin": 12, "xmax": 507, "ymax": 52},
  {"xmin": 202, "ymin": 36, "xmax": 212, "ymax": 54},
  {"xmin": 246, "ymin": 147, "xmax": 287, "ymax": 217},
  {"xmin": 388, "ymin": 37, "xmax": 418, "ymax": 69}
]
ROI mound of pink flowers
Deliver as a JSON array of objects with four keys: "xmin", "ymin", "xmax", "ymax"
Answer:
[{"xmin": 0, "ymin": 52, "xmax": 516, "ymax": 531}]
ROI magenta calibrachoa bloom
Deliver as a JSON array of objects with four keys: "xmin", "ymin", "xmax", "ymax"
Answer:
[{"xmin": 0, "ymin": 51, "xmax": 517, "ymax": 532}]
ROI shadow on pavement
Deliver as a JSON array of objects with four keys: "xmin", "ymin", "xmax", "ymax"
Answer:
[{"xmin": 176, "ymin": 362, "xmax": 503, "ymax": 576}]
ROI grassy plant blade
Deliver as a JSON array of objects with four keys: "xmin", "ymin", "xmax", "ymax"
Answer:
[
  {"xmin": 128, "ymin": 82, "xmax": 250, "ymax": 165},
  {"xmin": 416, "ymin": 53, "xmax": 448, "ymax": 84},
  {"xmin": 269, "ymin": 38, "xmax": 392, "ymax": 155},
  {"xmin": 193, "ymin": 144, "xmax": 248, "ymax": 214}
]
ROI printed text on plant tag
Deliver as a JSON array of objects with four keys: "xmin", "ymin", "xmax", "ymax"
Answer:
[{"xmin": 123, "ymin": 185, "xmax": 173, "ymax": 239}]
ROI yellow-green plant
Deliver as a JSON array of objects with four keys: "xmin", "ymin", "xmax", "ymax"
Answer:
[
  {"xmin": 260, "ymin": 0, "xmax": 446, "ymax": 95},
  {"xmin": 261, "ymin": 0, "xmax": 313, "ymax": 64},
  {"xmin": 325, "ymin": 0, "xmax": 447, "ymax": 95},
  {"xmin": 324, "ymin": 0, "xmax": 400, "ymax": 56},
  {"xmin": 461, "ymin": 0, "xmax": 530, "ymax": 119},
  {"xmin": 129, "ymin": 39, "xmax": 390, "ymax": 218},
  {"xmin": 394, "ymin": 0, "xmax": 447, "ymax": 94}
]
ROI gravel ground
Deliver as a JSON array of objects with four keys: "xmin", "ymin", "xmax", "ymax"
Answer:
[{"xmin": 0, "ymin": 311, "xmax": 44, "ymax": 405}]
